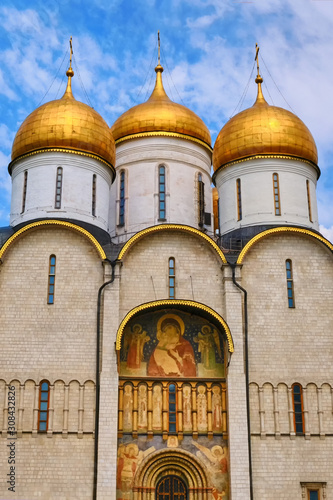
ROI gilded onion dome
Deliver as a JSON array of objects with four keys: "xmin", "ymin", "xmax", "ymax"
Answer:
[
  {"xmin": 213, "ymin": 73, "xmax": 318, "ymax": 173},
  {"xmin": 111, "ymin": 63, "xmax": 211, "ymax": 149},
  {"xmin": 11, "ymin": 66, "xmax": 115, "ymax": 169}
]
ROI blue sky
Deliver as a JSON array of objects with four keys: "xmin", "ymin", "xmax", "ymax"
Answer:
[{"xmin": 1, "ymin": 0, "xmax": 333, "ymax": 239}]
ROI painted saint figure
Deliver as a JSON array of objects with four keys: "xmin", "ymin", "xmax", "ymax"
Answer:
[
  {"xmin": 124, "ymin": 324, "xmax": 150, "ymax": 370},
  {"xmin": 197, "ymin": 385, "xmax": 208, "ymax": 431},
  {"xmin": 194, "ymin": 325, "xmax": 221, "ymax": 370},
  {"xmin": 123, "ymin": 384, "xmax": 133, "ymax": 431},
  {"xmin": 192, "ymin": 441, "xmax": 228, "ymax": 499},
  {"xmin": 117, "ymin": 443, "xmax": 155, "ymax": 500},
  {"xmin": 148, "ymin": 314, "xmax": 196, "ymax": 377},
  {"xmin": 138, "ymin": 385, "xmax": 147, "ymax": 430},
  {"xmin": 212, "ymin": 385, "xmax": 222, "ymax": 431},
  {"xmin": 183, "ymin": 385, "xmax": 192, "ymax": 431},
  {"xmin": 152, "ymin": 385, "xmax": 163, "ymax": 430}
]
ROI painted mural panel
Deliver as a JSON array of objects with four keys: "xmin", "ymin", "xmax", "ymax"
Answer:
[
  {"xmin": 116, "ymin": 435, "xmax": 229, "ymax": 500},
  {"xmin": 120, "ymin": 310, "xmax": 225, "ymax": 378}
]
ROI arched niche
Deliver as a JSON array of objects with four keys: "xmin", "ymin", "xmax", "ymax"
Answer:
[{"xmin": 117, "ymin": 303, "xmax": 232, "ymax": 379}]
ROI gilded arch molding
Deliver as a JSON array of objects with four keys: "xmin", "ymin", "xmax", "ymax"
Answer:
[
  {"xmin": 117, "ymin": 224, "xmax": 227, "ymax": 264},
  {"xmin": 237, "ymin": 226, "xmax": 333, "ymax": 265},
  {"xmin": 115, "ymin": 299, "xmax": 234, "ymax": 353},
  {"xmin": 0, "ymin": 220, "xmax": 107, "ymax": 260},
  {"xmin": 133, "ymin": 448, "xmax": 211, "ymax": 500}
]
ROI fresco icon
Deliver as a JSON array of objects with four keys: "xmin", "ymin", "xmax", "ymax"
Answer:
[{"xmin": 120, "ymin": 309, "xmax": 225, "ymax": 378}]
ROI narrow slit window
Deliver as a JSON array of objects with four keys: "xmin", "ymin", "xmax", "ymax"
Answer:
[
  {"xmin": 159, "ymin": 166, "xmax": 166, "ymax": 220},
  {"xmin": 169, "ymin": 257, "xmax": 175, "ymax": 299},
  {"xmin": 119, "ymin": 171, "xmax": 125, "ymax": 226},
  {"xmin": 273, "ymin": 173, "xmax": 281, "ymax": 215},
  {"xmin": 92, "ymin": 174, "xmax": 97, "ymax": 217},
  {"xmin": 286, "ymin": 259, "xmax": 295, "ymax": 308},
  {"xmin": 48, "ymin": 255, "xmax": 56, "ymax": 304},
  {"xmin": 236, "ymin": 178, "xmax": 242, "ymax": 221},
  {"xmin": 168, "ymin": 384, "xmax": 177, "ymax": 433},
  {"xmin": 292, "ymin": 383, "xmax": 304, "ymax": 434},
  {"xmin": 306, "ymin": 180, "xmax": 313, "ymax": 222},
  {"xmin": 38, "ymin": 381, "xmax": 50, "ymax": 432},
  {"xmin": 55, "ymin": 167, "xmax": 63, "ymax": 209},
  {"xmin": 21, "ymin": 171, "xmax": 28, "ymax": 213},
  {"xmin": 198, "ymin": 173, "xmax": 205, "ymax": 227}
]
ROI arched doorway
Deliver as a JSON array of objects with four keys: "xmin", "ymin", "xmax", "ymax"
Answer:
[{"xmin": 156, "ymin": 475, "xmax": 187, "ymax": 500}]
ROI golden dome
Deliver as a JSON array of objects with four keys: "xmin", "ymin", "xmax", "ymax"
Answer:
[
  {"xmin": 213, "ymin": 75, "xmax": 318, "ymax": 173},
  {"xmin": 111, "ymin": 64, "xmax": 211, "ymax": 149},
  {"xmin": 11, "ymin": 69, "xmax": 115, "ymax": 168}
]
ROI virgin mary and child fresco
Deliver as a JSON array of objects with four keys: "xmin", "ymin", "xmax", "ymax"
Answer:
[
  {"xmin": 121, "ymin": 311, "xmax": 224, "ymax": 378},
  {"xmin": 147, "ymin": 314, "xmax": 196, "ymax": 377}
]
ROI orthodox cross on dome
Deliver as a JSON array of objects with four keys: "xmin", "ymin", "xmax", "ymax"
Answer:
[
  {"xmin": 255, "ymin": 43, "xmax": 263, "ymax": 83},
  {"xmin": 64, "ymin": 36, "xmax": 74, "ymax": 98},
  {"xmin": 158, "ymin": 30, "xmax": 161, "ymax": 65},
  {"xmin": 254, "ymin": 43, "xmax": 265, "ymax": 103},
  {"xmin": 66, "ymin": 36, "xmax": 74, "ymax": 78}
]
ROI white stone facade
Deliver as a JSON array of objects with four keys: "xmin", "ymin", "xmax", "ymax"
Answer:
[
  {"xmin": 109, "ymin": 136, "xmax": 213, "ymax": 242},
  {"xmin": 215, "ymin": 158, "xmax": 319, "ymax": 235},
  {"xmin": 10, "ymin": 152, "xmax": 114, "ymax": 231}
]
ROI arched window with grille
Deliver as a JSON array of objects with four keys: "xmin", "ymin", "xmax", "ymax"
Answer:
[
  {"xmin": 156, "ymin": 476, "xmax": 186, "ymax": 500},
  {"xmin": 55, "ymin": 167, "xmax": 63, "ymax": 209},
  {"xmin": 158, "ymin": 166, "xmax": 166, "ymax": 220},
  {"xmin": 119, "ymin": 170, "xmax": 125, "ymax": 226},
  {"xmin": 168, "ymin": 258, "xmax": 175, "ymax": 299},
  {"xmin": 21, "ymin": 170, "xmax": 28, "ymax": 213},
  {"xmin": 286, "ymin": 259, "xmax": 295, "ymax": 308},
  {"xmin": 168, "ymin": 383, "xmax": 177, "ymax": 433},
  {"xmin": 306, "ymin": 180, "xmax": 313, "ymax": 222},
  {"xmin": 272, "ymin": 173, "xmax": 281, "ymax": 215},
  {"xmin": 92, "ymin": 174, "xmax": 97, "ymax": 217},
  {"xmin": 48, "ymin": 255, "xmax": 56, "ymax": 304},
  {"xmin": 198, "ymin": 173, "xmax": 205, "ymax": 227},
  {"xmin": 236, "ymin": 178, "xmax": 242, "ymax": 221},
  {"xmin": 292, "ymin": 383, "xmax": 304, "ymax": 435},
  {"xmin": 38, "ymin": 380, "xmax": 50, "ymax": 432}
]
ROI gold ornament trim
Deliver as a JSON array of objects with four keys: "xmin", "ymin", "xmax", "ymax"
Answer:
[
  {"xmin": 237, "ymin": 226, "xmax": 333, "ymax": 264},
  {"xmin": 115, "ymin": 131, "xmax": 213, "ymax": 152},
  {"xmin": 115, "ymin": 299, "xmax": 234, "ymax": 353},
  {"xmin": 212, "ymin": 154, "xmax": 320, "ymax": 180},
  {"xmin": 0, "ymin": 220, "xmax": 107, "ymax": 260},
  {"xmin": 8, "ymin": 148, "xmax": 116, "ymax": 176},
  {"xmin": 117, "ymin": 224, "xmax": 227, "ymax": 263}
]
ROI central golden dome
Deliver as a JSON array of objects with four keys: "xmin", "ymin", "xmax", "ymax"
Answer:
[
  {"xmin": 11, "ymin": 68, "xmax": 115, "ymax": 168},
  {"xmin": 213, "ymin": 75, "xmax": 318, "ymax": 173},
  {"xmin": 111, "ymin": 64, "xmax": 211, "ymax": 148}
]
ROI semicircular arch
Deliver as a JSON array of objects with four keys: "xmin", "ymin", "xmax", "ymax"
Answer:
[
  {"xmin": 117, "ymin": 224, "xmax": 227, "ymax": 264},
  {"xmin": 237, "ymin": 227, "xmax": 333, "ymax": 265},
  {"xmin": 0, "ymin": 220, "xmax": 106, "ymax": 261},
  {"xmin": 134, "ymin": 448, "xmax": 210, "ymax": 495},
  {"xmin": 116, "ymin": 299, "xmax": 234, "ymax": 354}
]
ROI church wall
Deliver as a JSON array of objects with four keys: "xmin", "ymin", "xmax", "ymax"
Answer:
[
  {"xmin": 118, "ymin": 231, "xmax": 224, "ymax": 317},
  {"xmin": 241, "ymin": 233, "xmax": 333, "ymax": 383},
  {"xmin": 0, "ymin": 378, "xmax": 95, "ymax": 499},
  {"xmin": 241, "ymin": 233, "xmax": 333, "ymax": 497},
  {"xmin": 215, "ymin": 158, "xmax": 319, "ymax": 234},
  {"xmin": 0, "ymin": 434, "xmax": 94, "ymax": 499},
  {"xmin": 0, "ymin": 226, "xmax": 103, "ymax": 381},
  {"xmin": 109, "ymin": 137, "xmax": 212, "ymax": 241}
]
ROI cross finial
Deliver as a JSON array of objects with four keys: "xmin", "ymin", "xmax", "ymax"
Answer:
[
  {"xmin": 66, "ymin": 36, "xmax": 74, "ymax": 82},
  {"xmin": 158, "ymin": 31, "xmax": 160, "ymax": 65},
  {"xmin": 255, "ymin": 43, "xmax": 260, "ymax": 78},
  {"xmin": 69, "ymin": 36, "xmax": 73, "ymax": 70}
]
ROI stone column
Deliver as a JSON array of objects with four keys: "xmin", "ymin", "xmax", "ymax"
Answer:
[{"xmin": 223, "ymin": 264, "xmax": 251, "ymax": 499}]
